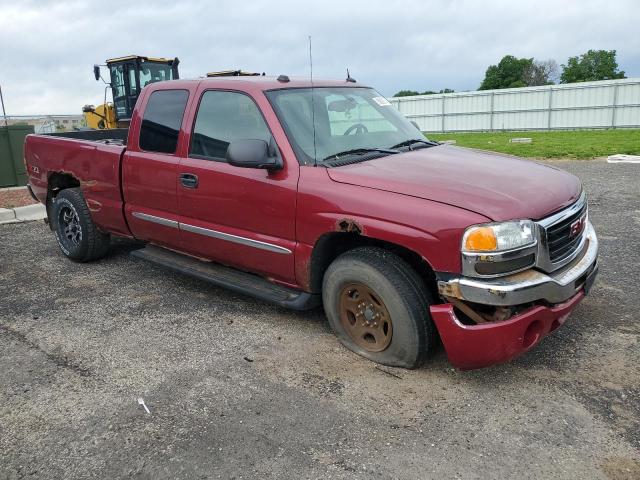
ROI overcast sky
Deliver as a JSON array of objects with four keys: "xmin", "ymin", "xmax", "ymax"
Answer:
[{"xmin": 1, "ymin": 0, "xmax": 638, "ymax": 116}]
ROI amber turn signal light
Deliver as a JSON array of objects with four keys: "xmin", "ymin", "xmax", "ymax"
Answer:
[{"xmin": 464, "ymin": 227, "xmax": 498, "ymax": 252}]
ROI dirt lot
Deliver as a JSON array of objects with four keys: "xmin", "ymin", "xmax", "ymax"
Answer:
[
  {"xmin": 0, "ymin": 187, "xmax": 37, "ymax": 209},
  {"xmin": 0, "ymin": 160, "xmax": 638, "ymax": 479}
]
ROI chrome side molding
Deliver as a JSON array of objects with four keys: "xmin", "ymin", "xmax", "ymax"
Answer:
[
  {"xmin": 131, "ymin": 211, "xmax": 292, "ymax": 255},
  {"xmin": 180, "ymin": 223, "xmax": 292, "ymax": 254},
  {"xmin": 132, "ymin": 211, "xmax": 179, "ymax": 229}
]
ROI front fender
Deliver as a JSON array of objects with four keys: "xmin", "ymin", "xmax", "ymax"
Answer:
[{"xmin": 294, "ymin": 166, "xmax": 490, "ymax": 291}]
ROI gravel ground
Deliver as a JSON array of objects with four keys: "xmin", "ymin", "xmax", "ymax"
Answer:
[{"xmin": 0, "ymin": 159, "xmax": 639, "ymax": 479}]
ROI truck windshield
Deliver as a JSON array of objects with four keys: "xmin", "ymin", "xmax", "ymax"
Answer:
[{"xmin": 266, "ymin": 87, "xmax": 427, "ymax": 165}]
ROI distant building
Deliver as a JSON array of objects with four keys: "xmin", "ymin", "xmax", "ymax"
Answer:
[{"xmin": 4, "ymin": 115, "xmax": 85, "ymax": 133}]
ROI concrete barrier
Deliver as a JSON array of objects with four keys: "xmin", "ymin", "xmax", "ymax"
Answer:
[{"xmin": 0, "ymin": 203, "xmax": 46, "ymax": 224}]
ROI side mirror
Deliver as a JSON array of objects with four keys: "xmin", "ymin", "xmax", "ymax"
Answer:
[
  {"xmin": 93, "ymin": 65, "xmax": 101, "ymax": 81},
  {"xmin": 226, "ymin": 139, "xmax": 283, "ymax": 170}
]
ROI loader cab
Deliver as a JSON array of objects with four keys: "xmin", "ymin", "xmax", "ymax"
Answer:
[{"xmin": 105, "ymin": 55, "xmax": 180, "ymax": 125}]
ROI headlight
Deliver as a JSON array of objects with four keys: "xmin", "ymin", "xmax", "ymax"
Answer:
[
  {"xmin": 462, "ymin": 220, "xmax": 536, "ymax": 253},
  {"xmin": 461, "ymin": 220, "xmax": 538, "ymax": 277}
]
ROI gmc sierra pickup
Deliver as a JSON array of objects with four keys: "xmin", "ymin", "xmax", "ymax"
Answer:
[{"xmin": 24, "ymin": 76, "xmax": 599, "ymax": 369}]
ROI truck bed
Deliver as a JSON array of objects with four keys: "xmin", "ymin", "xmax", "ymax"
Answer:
[
  {"xmin": 24, "ymin": 129, "xmax": 131, "ymax": 237},
  {"xmin": 45, "ymin": 128, "xmax": 128, "ymax": 146}
]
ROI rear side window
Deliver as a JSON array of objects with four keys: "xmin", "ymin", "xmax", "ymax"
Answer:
[
  {"xmin": 139, "ymin": 89, "xmax": 189, "ymax": 154},
  {"xmin": 190, "ymin": 90, "xmax": 271, "ymax": 161}
]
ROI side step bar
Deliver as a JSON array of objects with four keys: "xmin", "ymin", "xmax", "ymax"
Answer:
[{"xmin": 131, "ymin": 245, "xmax": 320, "ymax": 311}]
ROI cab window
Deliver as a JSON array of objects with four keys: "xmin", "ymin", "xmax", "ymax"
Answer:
[
  {"xmin": 139, "ymin": 89, "xmax": 189, "ymax": 154},
  {"xmin": 128, "ymin": 68, "xmax": 138, "ymax": 95},
  {"xmin": 190, "ymin": 91, "xmax": 271, "ymax": 161},
  {"xmin": 109, "ymin": 64, "xmax": 127, "ymax": 119}
]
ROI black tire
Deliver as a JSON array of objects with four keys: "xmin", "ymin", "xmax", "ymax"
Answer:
[
  {"xmin": 51, "ymin": 188, "xmax": 110, "ymax": 262},
  {"xmin": 322, "ymin": 247, "xmax": 436, "ymax": 369}
]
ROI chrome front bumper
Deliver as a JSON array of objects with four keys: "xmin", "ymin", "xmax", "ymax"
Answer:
[{"xmin": 438, "ymin": 222, "xmax": 598, "ymax": 306}]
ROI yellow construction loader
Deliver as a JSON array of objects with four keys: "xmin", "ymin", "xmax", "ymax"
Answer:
[{"xmin": 83, "ymin": 55, "xmax": 179, "ymax": 129}]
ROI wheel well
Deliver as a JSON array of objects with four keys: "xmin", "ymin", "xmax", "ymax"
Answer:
[
  {"xmin": 309, "ymin": 232, "xmax": 438, "ymax": 298},
  {"xmin": 45, "ymin": 172, "xmax": 80, "ymax": 228},
  {"xmin": 48, "ymin": 172, "xmax": 80, "ymax": 197}
]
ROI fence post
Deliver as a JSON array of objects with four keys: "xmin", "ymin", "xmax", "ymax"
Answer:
[
  {"xmin": 547, "ymin": 86, "xmax": 553, "ymax": 130},
  {"xmin": 489, "ymin": 91, "xmax": 495, "ymax": 131},
  {"xmin": 611, "ymin": 83, "xmax": 619, "ymax": 128},
  {"xmin": 441, "ymin": 95, "xmax": 445, "ymax": 133},
  {"xmin": 0, "ymin": 85, "xmax": 8, "ymax": 127}
]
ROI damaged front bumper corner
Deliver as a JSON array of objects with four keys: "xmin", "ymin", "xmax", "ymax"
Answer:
[
  {"xmin": 439, "ymin": 222, "xmax": 598, "ymax": 306},
  {"xmin": 431, "ymin": 222, "xmax": 598, "ymax": 370}
]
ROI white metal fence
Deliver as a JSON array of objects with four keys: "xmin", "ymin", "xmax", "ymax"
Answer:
[{"xmin": 389, "ymin": 78, "xmax": 640, "ymax": 133}]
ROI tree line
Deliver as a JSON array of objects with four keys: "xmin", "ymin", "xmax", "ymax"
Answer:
[{"xmin": 393, "ymin": 49, "xmax": 626, "ymax": 97}]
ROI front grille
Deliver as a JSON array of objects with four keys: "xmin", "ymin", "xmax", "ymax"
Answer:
[{"xmin": 544, "ymin": 202, "xmax": 587, "ymax": 262}]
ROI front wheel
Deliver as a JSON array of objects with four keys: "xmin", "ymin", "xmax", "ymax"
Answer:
[
  {"xmin": 322, "ymin": 247, "xmax": 436, "ymax": 369},
  {"xmin": 51, "ymin": 188, "xmax": 110, "ymax": 262}
]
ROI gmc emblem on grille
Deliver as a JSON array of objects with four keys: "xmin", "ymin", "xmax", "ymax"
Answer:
[{"xmin": 569, "ymin": 216, "xmax": 586, "ymax": 238}]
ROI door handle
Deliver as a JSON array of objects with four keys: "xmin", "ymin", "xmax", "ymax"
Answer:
[{"xmin": 180, "ymin": 173, "xmax": 198, "ymax": 189}]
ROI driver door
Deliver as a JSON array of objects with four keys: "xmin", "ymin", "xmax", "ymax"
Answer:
[{"xmin": 177, "ymin": 88, "xmax": 299, "ymax": 284}]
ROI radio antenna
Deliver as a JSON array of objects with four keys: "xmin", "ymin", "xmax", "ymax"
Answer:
[{"xmin": 309, "ymin": 35, "xmax": 318, "ymax": 165}]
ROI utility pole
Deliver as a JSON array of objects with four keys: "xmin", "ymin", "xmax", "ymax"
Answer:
[{"xmin": 0, "ymin": 85, "xmax": 8, "ymax": 127}]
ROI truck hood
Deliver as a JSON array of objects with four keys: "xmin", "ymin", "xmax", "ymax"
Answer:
[{"xmin": 326, "ymin": 145, "xmax": 582, "ymax": 221}]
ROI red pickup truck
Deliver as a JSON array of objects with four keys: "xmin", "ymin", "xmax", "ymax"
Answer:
[{"xmin": 24, "ymin": 76, "xmax": 598, "ymax": 370}]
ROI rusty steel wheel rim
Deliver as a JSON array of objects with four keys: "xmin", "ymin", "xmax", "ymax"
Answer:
[{"xmin": 339, "ymin": 283, "xmax": 393, "ymax": 352}]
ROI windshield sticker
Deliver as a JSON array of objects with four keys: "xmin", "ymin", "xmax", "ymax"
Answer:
[{"xmin": 372, "ymin": 96, "xmax": 391, "ymax": 107}]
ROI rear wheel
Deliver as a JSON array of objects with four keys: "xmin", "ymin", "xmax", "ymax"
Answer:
[
  {"xmin": 322, "ymin": 247, "xmax": 435, "ymax": 369},
  {"xmin": 51, "ymin": 188, "xmax": 110, "ymax": 262}
]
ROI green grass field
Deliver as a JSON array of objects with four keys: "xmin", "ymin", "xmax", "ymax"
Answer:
[{"xmin": 427, "ymin": 129, "xmax": 640, "ymax": 159}]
